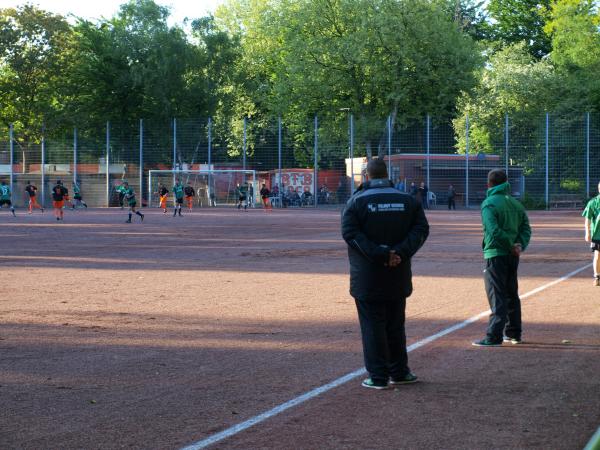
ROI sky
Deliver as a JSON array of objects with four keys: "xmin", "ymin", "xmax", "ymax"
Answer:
[{"xmin": 0, "ymin": 0, "xmax": 226, "ymax": 25}]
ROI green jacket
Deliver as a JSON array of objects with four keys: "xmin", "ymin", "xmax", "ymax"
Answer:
[{"xmin": 481, "ymin": 182, "xmax": 531, "ymax": 259}]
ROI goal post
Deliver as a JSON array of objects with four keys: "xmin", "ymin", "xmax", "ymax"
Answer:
[{"xmin": 148, "ymin": 169, "xmax": 257, "ymax": 208}]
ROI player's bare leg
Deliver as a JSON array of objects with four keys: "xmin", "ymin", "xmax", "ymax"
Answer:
[{"xmin": 594, "ymin": 250, "xmax": 599, "ymax": 286}]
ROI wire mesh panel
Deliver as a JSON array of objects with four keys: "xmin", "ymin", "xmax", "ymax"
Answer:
[{"xmin": 590, "ymin": 113, "xmax": 600, "ymax": 201}]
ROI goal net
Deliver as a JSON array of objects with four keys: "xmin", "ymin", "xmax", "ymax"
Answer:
[{"xmin": 148, "ymin": 169, "xmax": 257, "ymax": 208}]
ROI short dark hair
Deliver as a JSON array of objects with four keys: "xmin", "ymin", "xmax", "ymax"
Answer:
[
  {"xmin": 487, "ymin": 169, "xmax": 507, "ymax": 187},
  {"xmin": 366, "ymin": 159, "xmax": 388, "ymax": 179}
]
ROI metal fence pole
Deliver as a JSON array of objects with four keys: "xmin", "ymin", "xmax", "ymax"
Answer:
[
  {"xmin": 465, "ymin": 114, "xmax": 470, "ymax": 209},
  {"xmin": 139, "ymin": 119, "xmax": 143, "ymax": 206},
  {"xmin": 172, "ymin": 118, "xmax": 177, "ymax": 185},
  {"xmin": 41, "ymin": 125, "xmax": 46, "ymax": 207},
  {"xmin": 243, "ymin": 116, "xmax": 247, "ymax": 179},
  {"xmin": 208, "ymin": 117, "xmax": 212, "ymax": 205},
  {"xmin": 106, "ymin": 121, "xmax": 110, "ymax": 207},
  {"xmin": 505, "ymin": 113, "xmax": 509, "ymax": 177},
  {"xmin": 586, "ymin": 112, "xmax": 590, "ymax": 199},
  {"xmin": 278, "ymin": 116, "xmax": 282, "ymax": 205},
  {"xmin": 350, "ymin": 113, "xmax": 354, "ymax": 194},
  {"xmin": 387, "ymin": 115, "xmax": 392, "ymax": 179},
  {"xmin": 73, "ymin": 127, "xmax": 77, "ymax": 184},
  {"xmin": 545, "ymin": 112, "xmax": 549, "ymax": 209},
  {"xmin": 9, "ymin": 124, "xmax": 14, "ymax": 202},
  {"xmin": 314, "ymin": 115, "xmax": 318, "ymax": 207},
  {"xmin": 426, "ymin": 114, "xmax": 430, "ymax": 189}
]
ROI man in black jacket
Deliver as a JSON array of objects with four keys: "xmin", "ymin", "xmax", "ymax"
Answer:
[{"xmin": 342, "ymin": 159, "xmax": 429, "ymax": 389}]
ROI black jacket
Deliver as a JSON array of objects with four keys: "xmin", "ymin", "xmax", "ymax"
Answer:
[{"xmin": 341, "ymin": 179, "xmax": 429, "ymax": 300}]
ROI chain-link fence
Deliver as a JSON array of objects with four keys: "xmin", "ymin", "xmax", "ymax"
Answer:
[{"xmin": 1, "ymin": 113, "xmax": 598, "ymax": 210}]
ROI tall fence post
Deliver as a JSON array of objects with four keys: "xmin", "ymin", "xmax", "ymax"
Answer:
[
  {"xmin": 41, "ymin": 125, "xmax": 46, "ymax": 207},
  {"xmin": 9, "ymin": 124, "xmax": 14, "ymax": 202},
  {"xmin": 278, "ymin": 116, "xmax": 282, "ymax": 206},
  {"xmin": 545, "ymin": 112, "xmax": 549, "ymax": 209},
  {"xmin": 586, "ymin": 112, "xmax": 590, "ymax": 199},
  {"xmin": 387, "ymin": 115, "xmax": 392, "ymax": 179},
  {"xmin": 350, "ymin": 113, "xmax": 354, "ymax": 194},
  {"xmin": 243, "ymin": 116, "xmax": 247, "ymax": 178},
  {"xmin": 106, "ymin": 121, "xmax": 110, "ymax": 207},
  {"xmin": 139, "ymin": 119, "xmax": 143, "ymax": 207},
  {"xmin": 504, "ymin": 113, "xmax": 509, "ymax": 177},
  {"xmin": 426, "ymin": 114, "xmax": 431, "ymax": 189},
  {"xmin": 172, "ymin": 118, "xmax": 177, "ymax": 185},
  {"xmin": 73, "ymin": 127, "xmax": 77, "ymax": 184},
  {"xmin": 465, "ymin": 114, "xmax": 469, "ymax": 209},
  {"xmin": 314, "ymin": 114, "xmax": 318, "ymax": 207},
  {"xmin": 208, "ymin": 117, "xmax": 212, "ymax": 204}
]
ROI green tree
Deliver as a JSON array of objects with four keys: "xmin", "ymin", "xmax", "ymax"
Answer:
[
  {"xmin": 218, "ymin": 0, "xmax": 482, "ymax": 161},
  {"xmin": 487, "ymin": 0, "xmax": 552, "ymax": 59},
  {"xmin": 0, "ymin": 4, "xmax": 74, "ymax": 150}
]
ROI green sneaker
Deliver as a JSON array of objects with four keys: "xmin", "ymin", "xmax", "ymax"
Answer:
[
  {"xmin": 472, "ymin": 338, "xmax": 502, "ymax": 347},
  {"xmin": 389, "ymin": 373, "xmax": 418, "ymax": 385},
  {"xmin": 361, "ymin": 378, "xmax": 389, "ymax": 390}
]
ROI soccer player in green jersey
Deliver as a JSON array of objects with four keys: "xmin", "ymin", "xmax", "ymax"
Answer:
[
  {"xmin": 236, "ymin": 182, "xmax": 248, "ymax": 211},
  {"xmin": 0, "ymin": 181, "xmax": 16, "ymax": 216},
  {"xmin": 583, "ymin": 181, "xmax": 600, "ymax": 286},
  {"xmin": 123, "ymin": 182, "xmax": 144, "ymax": 223},
  {"xmin": 173, "ymin": 179, "xmax": 184, "ymax": 217},
  {"xmin": 72, "ymin": 181, "xmax": 88, "ymax": 209}
]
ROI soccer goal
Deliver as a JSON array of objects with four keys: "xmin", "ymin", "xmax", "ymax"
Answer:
[{"xmin": 148, "ymin": 169, "xmax": 257, "ymax": 208}]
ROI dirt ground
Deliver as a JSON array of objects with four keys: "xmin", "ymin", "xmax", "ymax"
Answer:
[{"xmin": 0, "ymin": 206, "xmax": 598, "ymax": 450}]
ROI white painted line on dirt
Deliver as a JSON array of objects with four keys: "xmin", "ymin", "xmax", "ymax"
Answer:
[{"xmin": 181, "ymin": 263, "xmax": 593, "ymax": 450}]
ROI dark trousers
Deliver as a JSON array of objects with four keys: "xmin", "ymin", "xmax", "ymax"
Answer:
[
  {"xmin": 354, "ymin": 297, "xmax": 409, "ymax": 383},
  {"xmin": 484, "ymin": 255, "xmax": 522, "ymax": 342},
  {"xmin": 448, "ymin": 198, "xmax": 455, "ymax": 210}
]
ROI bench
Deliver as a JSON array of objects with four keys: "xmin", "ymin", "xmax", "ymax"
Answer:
[{"xmin": 550, "ymin": 194, "xmax": 583, "ymax": 209}]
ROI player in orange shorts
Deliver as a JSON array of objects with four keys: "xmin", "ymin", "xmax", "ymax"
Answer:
[
  {"xmin": 25, "ymin": 181, "xmax": 44, "ymax": 213},
  {"xmin": 184, "ymin": 182, "xmax": 195, "ymax": 212},
  {"xmin": 52, "ymin": 180, "xmax": 68, "ymax": 221},
  {"xmin": 155, "ymin": 183, "xmax": 168, "ymax": 213}
]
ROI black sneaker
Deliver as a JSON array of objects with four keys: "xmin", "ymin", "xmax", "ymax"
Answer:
[
  {"xmin": 389, "ymin": 373, "xmax": 418, "ymax": 385},
  {"xmin": 472, "ymin": 338, "xmax": 502, "ymax": 347},
  {"xmin": 361, "ymin": 378, "xmax": 389, "ymax": 390},
  {"xmin": 502, "ymin": 336, "xmax": 522, "ymax": 344},
  {"xmin": 140, "ymin": 213, "xmax": 144, "ymax": 222}
]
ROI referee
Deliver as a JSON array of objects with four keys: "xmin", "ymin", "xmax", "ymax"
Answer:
[{"xmin": 342, "ymin": 159, "xmax": 429, "ymax": 389}]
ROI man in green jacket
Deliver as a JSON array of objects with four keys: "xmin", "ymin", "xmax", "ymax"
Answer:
[
  {"xmin": 473, "ymin": 169, "xmax": 531, "ymax": 347},
  {"xmin": 583, "ymin": 181, "xmax": 600, "ymax": 286}
]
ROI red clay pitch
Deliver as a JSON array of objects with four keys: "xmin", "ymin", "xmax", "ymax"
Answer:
[{"xmin": 0, "ymin": 207, "xmax": 598, "ymax": 449}]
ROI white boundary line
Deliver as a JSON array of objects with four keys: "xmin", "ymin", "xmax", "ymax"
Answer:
[{"xmin": 181, "ymin": 263, "xmax": 592, "ymax": 450}]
